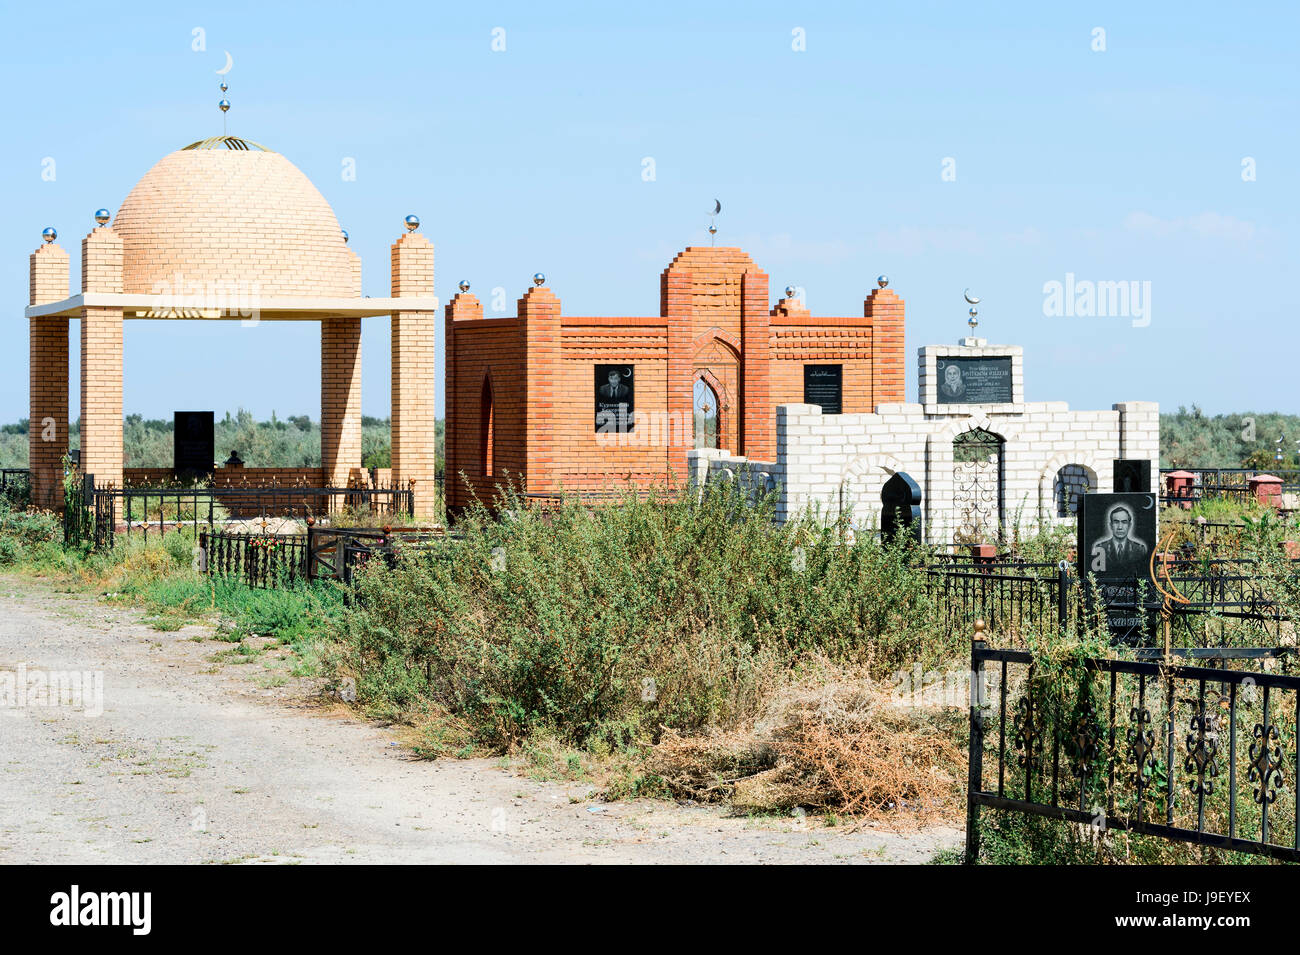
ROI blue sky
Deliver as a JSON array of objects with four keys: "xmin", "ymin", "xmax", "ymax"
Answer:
[{"xmin": 2, "ymin": 0, "xmax": 1295, "ymax": 422}]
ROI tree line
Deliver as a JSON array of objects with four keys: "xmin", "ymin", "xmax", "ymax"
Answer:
[{"xmin": 0, "ymin": 408, "xmax": 1294, "ymax": 472}]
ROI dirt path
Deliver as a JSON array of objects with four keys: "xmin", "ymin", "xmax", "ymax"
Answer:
[{"xmin": 0, "ymin": 576, "xmax": 961, "ymax": 864}]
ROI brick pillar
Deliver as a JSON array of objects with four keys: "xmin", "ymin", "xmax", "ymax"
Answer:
[
  {"xmin": 661, "ymin": 266, "xmax": 694, "ymax": 483},
  {"xmin": 444, "ymin": 291, "xmax": 481, "ymax": 513},
  {"xmin": 519, "ymin": 284, "xmax": 561, "ymax": 498},
  {"xmin": 865, "ymin": 285, "xmax": 905, "ymax": 408},
  {"xmin": 321, "ymin": 316, "xmax": 362, "ymax": 486},
  {"xmin": 29, "ymin": 241, "xmax": 70, "ymax": 509},
  {"xmin": 1115, "ymin": 401, "xmax": 1160, "ymax": 502},
  {"xmin": 390, "ymin": 231, "xmax": 437, "ymax": 518},
  {"xmin": 739, "ymin": 269, "xmax": 771, "ymax": 458},
  {"xmin": 80, "ymin": 226, "xmax": 124, "ymax": 490}
]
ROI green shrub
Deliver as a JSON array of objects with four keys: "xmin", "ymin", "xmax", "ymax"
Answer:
[{"xmin": 325, "ymin": 482, "xmax": 953, "ymax": 750}]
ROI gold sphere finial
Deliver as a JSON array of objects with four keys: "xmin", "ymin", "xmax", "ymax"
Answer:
[{"xmin": 974, "ymin": 619, "xmax": 986, "ymax": 634}]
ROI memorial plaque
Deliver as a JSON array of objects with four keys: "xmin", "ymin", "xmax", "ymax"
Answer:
[
  {"xmin": 880, "ymin": 471, "xmax": 923, "ymax": 545},
  {"xmin": 935, "ymin": 356, "xmax": 1012, "ymax": 404},
  {"xmin": 174, "ymin": 411, "xmax": 215, "ymax": 480},
  {"xmin": 594, "ymin": 364, "xmax": 634, "ymax": 433},
  {"xmin": 1113, "ymin": 459, "xmax": 1151, "ymax": 493},
  {"xmin": 1077, "ymin": 492, "xmax": 1160, "ymax": 645},
  {"xmin": 803, "ymin": 364, "xmax": 843, "ymax": 415}
]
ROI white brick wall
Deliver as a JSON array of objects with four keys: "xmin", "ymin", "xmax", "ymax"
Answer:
[{"xmin": 692, "ymin": 363, "xmax": 1159, "ymax": 546}]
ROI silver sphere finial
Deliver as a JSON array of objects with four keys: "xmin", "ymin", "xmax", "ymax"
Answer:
[
  {"xmin": 784, "ymin": 285, "xmax": 796, "ymax": 299},
  {"xmin": 341, "ymin": 229, "xmax": 349, "ymax": 244},
  {"xmin": 404, "ymin": 214, "xmax": 420, "ymax": 232},
  {"xmin": 94, "ymin": 209, "xmax": 111, "ymax": 226},
  {"xmin": 41, "ymin": 227, "xmax": 57, "ymax": 244},
  {"xmin": 877, "ymin": 275, "xmax": 889, "ymax": 288},
  {"xmin": 532, "ymin": 272, "xmax": 545, "ymax": 287},
  {"xmin": 220, "ymin": 82, "xmax": 228, "ymax": 93},
  {"xmin": 218, "ymin": 98, "xmax": 230, "ymax": 114},
  {"xmin": 458, "ymin": 280, "xmax": 470, "ymax": 293},
  {"xmin": 968, "ymin": 307, "xmax": 979, "ymax": 331}
]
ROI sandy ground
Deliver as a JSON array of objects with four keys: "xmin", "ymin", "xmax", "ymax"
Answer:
[{"xmin": 0, "ymin": 575, "xmax": 962, "ymax": 864}]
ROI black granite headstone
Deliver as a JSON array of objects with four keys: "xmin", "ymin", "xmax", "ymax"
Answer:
[
  {"xmin": 803, "ymin": 364, "xmax": 843, "ymax": 415},
  {"xmin": 935, "ymin": 357, "xmax": 1013, "ymax": 404},
  {"xmin": 1113, "ymin": 459, "xmax": 1151, "ymax": 493},
  {"xmin": 880, "ymin": 471, "xmax": 923, "ymax": 545},
  {"xmin": 174, "ymin": 411, "xmax": 215, "ymax": 480},
  {"xmin": 1077, "ymin": 491, "xmax": 1160, "ymax": 645}
]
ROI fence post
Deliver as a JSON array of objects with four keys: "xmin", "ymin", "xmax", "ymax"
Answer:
[
  {"xmin": 965, "ymin": 619, "xmax": 987, "ymax": 864},
  {"xmin": 1057, "ymin": 559, "xmax": 1070, "ymax": 636}
]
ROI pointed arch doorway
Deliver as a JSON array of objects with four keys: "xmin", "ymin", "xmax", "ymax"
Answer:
[
  {"xmin": 952, "ymin": 427, "xmax": 1005, "ymax": 544},
  {"xmin": 693, "ymin": 376, "xmax": 721, "ymax": 449}
]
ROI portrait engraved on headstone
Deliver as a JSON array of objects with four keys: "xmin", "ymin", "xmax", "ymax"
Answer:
[
  {"xmin": 594, "ymin": 364, "xmax": 635, "ymax": 433},
  {"xmin": 1078, "ymin": 492, "xmax": 1160, "ymax": 645},
  {"xmin": 935, "ymin": 357, "xmax": 1012, "ymax": 404}
]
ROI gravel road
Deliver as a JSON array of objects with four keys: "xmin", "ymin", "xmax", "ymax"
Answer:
[{"xmin": 0, "ymin": 576, "xmax": 961, "ymax": 864}]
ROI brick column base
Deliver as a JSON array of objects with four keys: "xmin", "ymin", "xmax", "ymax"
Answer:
[
  {"xmin": 29, "ymin": 317, "xmax": 69, "ymax": 508},
  {"xmin": 79, "ymin": 307, "xmax": 123, "ymax": 489}
]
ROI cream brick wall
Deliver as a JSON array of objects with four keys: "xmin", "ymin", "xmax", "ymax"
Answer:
[{"xmin": 390, "ymin": 232, "xmax": 438, "ymax": 517}]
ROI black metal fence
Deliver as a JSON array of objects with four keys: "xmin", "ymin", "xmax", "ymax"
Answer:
[
  {"xmin": 78, "ymin": 476, "xmax": 415, "ymax": 549},
  {"xmin": 199, "ymin": 531, "xmax": 308, "ymax": 589},
  {"xmin": 967, "ymin": 634, "xmax": 1300, "ymax": 863},
  {"xmin": 924, "ymin": 561, "xmax": 1071, "ymax": 639},
  {"xmin": 199, "ymin": 524, "xmax": 449, "ymax": 590},
  {"xmin": 1, "ymin": 468, "xmax": 30, "ymax": 507},
  {"xmin": 924, "ymin": 556, "xmax": 1297, "ymax": 645},
  {"xmin": 1159, "ymin": 467, "xmax": 1300, "ymax": 507}
]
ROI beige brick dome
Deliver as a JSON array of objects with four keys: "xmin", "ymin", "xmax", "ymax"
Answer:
[{"xmin": 112, "ymin": 141, "xmax": 356, "ymax": 297}]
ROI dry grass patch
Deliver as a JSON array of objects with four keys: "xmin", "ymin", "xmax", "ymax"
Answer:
[{"xmin": 649, "ymin": 669, "xmax": 966, "ymax": 826}]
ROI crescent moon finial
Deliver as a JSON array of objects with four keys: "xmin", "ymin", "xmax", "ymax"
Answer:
[
  {"xmin": 964, "ymin": 288, "xmax": 980, "ymax": 305},
  {"xmin": 711, "ymin": 199, "xmax": 721, "ymax": 216}
]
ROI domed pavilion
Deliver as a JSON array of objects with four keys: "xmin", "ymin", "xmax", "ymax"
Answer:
[{"xmin": 26, "ymin": 136, "xmax": 439, "ymax": 516}]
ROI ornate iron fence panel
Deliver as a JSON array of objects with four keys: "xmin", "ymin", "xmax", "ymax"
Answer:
[
  {"xmin": 76, "ymin": 479, "xmax": 415, "ymax": 550},
  {"xmin": 967, "ymin": 638, "xmax": 1300, "ymax": 863},
  {"xmin": 199, "ymin": 531, "xmax": 308, "ymax": 589}
]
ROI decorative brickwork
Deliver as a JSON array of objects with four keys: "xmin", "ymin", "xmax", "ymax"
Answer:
[{"xmin": 448, "ymin": 246, "xmax": 905, "ymax": 509}]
